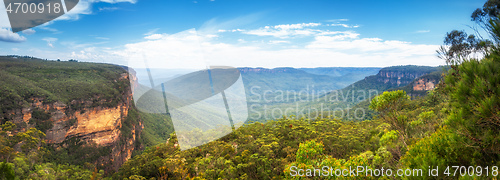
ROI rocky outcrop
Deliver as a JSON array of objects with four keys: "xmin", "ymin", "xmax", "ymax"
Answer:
[
  {"xmin": 3, "ymin": 72, "xmax": 141, "ymax": 171},
  {"xmin": 395, "ymin": 70, "xmax": 444, "ymax": 97},
  {"xmin": 373, "ymin": 66, "xmax": 439, "ymax": 87},
  {"xmin": 413, "ymin": 78, "xmax": 436, "ymax": 91},
  {"xmin": 376, "ymin": 70, "xmax": 429, "ymax": 86}
]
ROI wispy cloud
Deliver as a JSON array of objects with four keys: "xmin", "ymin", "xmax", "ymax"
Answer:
[
  {"xmin": 95, "ymin": 37, "xmax": 110, "ymax": 40},
  {"xmin": 22, "ymin": 29, "xmax": 36, "ymax": 35},
  {"xmin": 60, "ymin": 41, "xmax": 108, "ymax": 49},
  {"xmin": 39, "ymin": 19, "xmax": 441, "ymax": 68},
  {"xmin": 273, "ymin": 23, "xmax": 321, "ymax": 30},
  {"xmin": 42, "ymin": 37, "xmax": 58, "ymax": 48},
  {"xmin": 240, "ymin": 22, "xmax": 361, "ymax": 39},
  {"xmin": 108, "ymin": 21, "xmax": 441, "ymax": 68},
  {"xmin": 199, "ymin": 13, "xmax": 265, "ymax": 34},
  {"xmin": 55, "ymin": 0, "xmax": 137, "ymax": 21},
  {"xmin": 145, "ymin": 28, "xmax": 160, "ymax": 36},
  {"xmin": 269, "ymin": 40, "xmax": 290, "ymax": 44},
  {"xmin": 0, "ymin": 28, "xmax": 26, "ymax": 43},
  {"xmin": 38, "ymin": 26, "xmax": 61, "ymax": 34},
  {"xmin": 218, "ymin": 29, "xmax": 245, "ymax": 33},
  {"xmin": 243, "ymin": 23, "xmax": 322, "ymax": 38},
  {"xmin": 98, "ymin": 7, "xmax": 120, "ymax": 12},
  {"xmin": 329, "ymin": 23, "xmax": 359, "ymax": 28},
  {"xmin": 144, "ymin": 34, "xmax": 165, "ymax": 40},
  {"xmin": 326, "ymin": 19, "xmax": 349, "ymax": 22},
  {"xmin": 415, "ymin": 30, "xmax": 430, "ymax": 33}
]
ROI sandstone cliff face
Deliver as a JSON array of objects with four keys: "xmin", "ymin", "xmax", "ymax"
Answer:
[
  {"xmin": 376, "ymin": 70, "xmax": 429, "ymax": 86},
  {"xmin": 3, "ymin": 72, "xmax": 141, "ymax": 171},
  {"xmin": 413, "ymin": 78, "xmax": 436, "ymax": 91},
  {"xmin": 396, "ymin": 70, "xmax": 444, "ymax": 97}
]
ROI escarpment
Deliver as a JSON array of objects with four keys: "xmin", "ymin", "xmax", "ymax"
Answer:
[
  {"xmin": 0, "ymin": 56, "xmax": 143, "ymax": 171},
  {"xmin": 375, "ymin": 66, "xmax": 439, "ymax": 86},
  {"xmin": 413, "ymin": 78, "xmax": 436, "ymax": 91}
]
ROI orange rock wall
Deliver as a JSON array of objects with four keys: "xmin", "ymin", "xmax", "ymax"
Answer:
[{"xmin": 4, "ymin": 72, "xmax": 141, "ymax": 171}]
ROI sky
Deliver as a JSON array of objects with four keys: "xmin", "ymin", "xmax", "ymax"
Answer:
[{"xmin": 0, "ymin": 0, "xmax": 488, "ymax": 68}]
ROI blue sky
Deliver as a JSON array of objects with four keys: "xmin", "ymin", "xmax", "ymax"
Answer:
[{"xmin": 0, "ymin": 0, "xmax": 487, "ymax": 68}]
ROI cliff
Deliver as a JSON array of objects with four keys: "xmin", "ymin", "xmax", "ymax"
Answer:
[
  {"xmin": 397, "ymin": 70, "xmax": 445, "ymax": 97},
  {"xmin": 413, "ymin": 78, "xmax": 436, "ymax": 91},
  {"xmin": 0, "ymin": 56, "xmax": 142, "ymax": 172},
  {"xmin": 375, "ymin": 65, "xmax": 439, "ymax": 86}
]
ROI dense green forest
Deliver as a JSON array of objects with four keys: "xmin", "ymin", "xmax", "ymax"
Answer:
[
  {"xmin": 0, "ymin": 56, "xmax": 130, "ymax": 112},
  {"xmin": 2, "ymin": 0, "xmax": 500, "ymax": 179},
  {"xmin": 113, "ymin": 0, "xmax": 500, "ymax": 179}
]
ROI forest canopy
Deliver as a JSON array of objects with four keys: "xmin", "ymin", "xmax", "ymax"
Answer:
[{"xmin": 1, "ymin": 0, "xmax": 500, "ymax": 179}]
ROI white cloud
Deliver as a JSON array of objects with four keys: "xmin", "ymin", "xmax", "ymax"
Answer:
[
  {"xmin": 416, "ymin": 30, "xmax": 430, "ymax": 33},
  {"xmin": 326, "ymin": 19, "xmax": 349, "ymax": 22},
  {"xmin": 316, "ymin": 31, "xmax": 357, "ymax": 37},
  {"xmin": 243, "ymin": 24, "xmax": 361, "ymax": 39},
  {"xmin": 244, "ymin": 28, "xmax": 315, "ymax": 38},
  {"xmin": 243, "ymin": 23, "xmax": 322, "ymax": 38},
  {"xmin": 269, "ymin": 40, "xmax": 290, "ymax": 44},
  {"xmin": 144, "ymin": 34, "xmax": 165, "ymax": 40},
  {"xmin": 199, "ymin": 13, "xmax": 264, "ymax": 34},
  {"xmin": 69, "ymin": 46, "xmax": 121, "ymax": 63},
  {"xmin": 273, "ymin": 23, "xmax": 321, "ymax": 30},
  {"xmin": 0, "ymin": 0, "xmax": 11, "ymax": 28},
  {"xmin": 0, "ymin": 28, "xmax": 26, "ymax": 42},
  {"xmin": 145, "ymin": 28, "xmax": 160, "ymax": 36},
  {"xmin": 216, "ymin": 29, "xmax": 245, "ymax": 33},
  {"xmin": 42, "ymin": 37, "xmax": 58, "ymax": 48},
  {"xmin": 26, "ymin": 21, "xmax": 441, "ymax": 69},
  {"xmin": 306, "ymin": 35, "xmax": 437, "ymax": 55},
  {"xmin": 108, "ymin": 25, "xmax": 442, "ymax": 69},
  {"xmin": 95, "ymin": 36, "xmax": 110, "ymax": 40},
  {"xmin": 116, "ymin": 29, "xmax": 207, "ymax": 69},
  {"xmin": 205, "ymin": 34, "xmax": 218, "ymax": 38},
  {"xmin": 59, "ymin": 41, "xmax": 109, "ymax": 50},
  {"xmin": 98, "ymin": 7, "xmax": 120, "ymax": 12},
  {"xmin": 22, "ymin": 29, "xmax": 36, "ymax": 35},
  {"xmin": 38, "ymin": 26, "xmax": 61, "ymax": 33},
  {"xmin": 330, "ymin": 23, "xmax": 359, "ymax": 28}
]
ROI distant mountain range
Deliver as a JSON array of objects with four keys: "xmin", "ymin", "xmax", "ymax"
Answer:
[
  {"xmin": 244, "ymin": 65, "xmax": 447, "ymax": 122},
  {"xmin": 130, "ymin": 65, "xmax": 446, "ymax": 122},
  {"xmin": 238, "ymin": 67, "xmax": 381, "ymax": 95}
]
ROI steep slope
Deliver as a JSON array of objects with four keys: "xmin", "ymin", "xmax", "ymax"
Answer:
[
  {"xmin": 238, "ymin": 67, "xmax": 381, "ymax": 122},
  {"xmin": 0, "ymin": 56, "xmax": 142, "ymax": 171},
  {"xmin": 252, "ymin": 65, "xmax": 443, "ymax": 122},
  {"xmin": 395, "ymin": 69, "xmax": 447, "ymax": 97}
]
